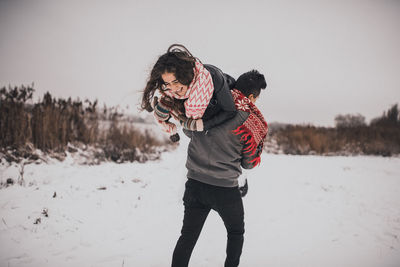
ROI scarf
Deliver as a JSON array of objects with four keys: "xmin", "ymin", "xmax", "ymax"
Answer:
[
  {"xmin": 231, "ymin": 89, "xmax": 268, "ymax": 167},
  {"xmin": 164, "ymin": 61, "xmax": 214, "ymax": 119}
]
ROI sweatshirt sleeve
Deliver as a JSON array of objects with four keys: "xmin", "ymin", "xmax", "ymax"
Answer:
[{"xmin": 202, "ymin": 67, "xmax": 237, "ymax": 131}]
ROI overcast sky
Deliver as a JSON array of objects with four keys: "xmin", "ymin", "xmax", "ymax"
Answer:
[{"xmin": 1, "ymin": 0, "xmax": 399, "ymax": 126}]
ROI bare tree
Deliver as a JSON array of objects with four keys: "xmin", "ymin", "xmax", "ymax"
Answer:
[{"xmin": 334, "ymin": 113, "xmax": 366, "ymax": 128}]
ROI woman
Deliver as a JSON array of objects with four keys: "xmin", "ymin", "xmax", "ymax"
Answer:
[{"xmin": 141, "ymin": 44, "xmax": 237, "ymax": 138}]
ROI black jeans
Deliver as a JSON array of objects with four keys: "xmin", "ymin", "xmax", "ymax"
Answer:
[{"xmin": 172, "ymin": 179, "xmax": 245, "ymax": 267}]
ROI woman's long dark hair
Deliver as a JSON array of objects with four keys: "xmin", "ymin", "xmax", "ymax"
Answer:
[{"xmin": 141, "ymin": 44, "xmax": 199, "ymax": 112}]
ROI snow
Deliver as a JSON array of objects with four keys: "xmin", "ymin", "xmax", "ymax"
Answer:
[{"xmin": 1, "ymin": 138, "xmax": 400, "ymax": 267}]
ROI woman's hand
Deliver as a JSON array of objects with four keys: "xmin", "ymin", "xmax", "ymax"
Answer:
[{"xmin": 180, "ymin": 118, "xmax": 204, "ymax": 132}]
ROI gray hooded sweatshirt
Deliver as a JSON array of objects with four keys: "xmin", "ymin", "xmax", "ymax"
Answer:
[{"xmin": 183, "ymin": 110, "xmax": 262, "ymax": 187}]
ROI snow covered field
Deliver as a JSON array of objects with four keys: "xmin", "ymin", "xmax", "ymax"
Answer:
[{"xmin": 1, "ymin": 138, "xmax": 400, "ymax": 267}]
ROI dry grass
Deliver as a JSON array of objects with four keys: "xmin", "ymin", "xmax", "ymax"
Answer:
[
  {"xmin": 274, "ymin": 124, "xmax": 400, "ymax": 156},
  {"xmin": 1, "ymin": 85, "xmax": 166, "ymax": 163}
]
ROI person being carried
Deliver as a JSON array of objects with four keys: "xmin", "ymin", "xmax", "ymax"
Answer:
[
  {"xmin": 171, "ymin": 69, "xmax": 268, "ymax": 267},
  {"xmin": 141, "ymin": 44, "xmax": 237, "ymax": 142}
]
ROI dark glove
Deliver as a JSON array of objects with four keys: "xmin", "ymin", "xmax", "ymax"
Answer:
[
  {"xmin": 239, "ymin": 179, "xmax": 248, "ymax": 197},
  {"xmin": 170, "ymin": 133, "xmax": 180, "ymax": 143}
]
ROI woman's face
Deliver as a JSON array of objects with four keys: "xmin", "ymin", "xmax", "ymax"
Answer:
[{"xmin": 161, "ymin": 72, "xmax": 189, "ymax": 98}]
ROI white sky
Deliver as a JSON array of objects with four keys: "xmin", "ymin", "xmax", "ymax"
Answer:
[{"xmin": 1, "ymin": 0, "xmax": 399, "ymax": 126}]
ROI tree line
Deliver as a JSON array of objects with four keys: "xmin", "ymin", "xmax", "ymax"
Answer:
[
  {"xmin": 269, "ymin": 104, "xmax": 400, "ymax": 156},
  {"xmin": 1, "ymin": 85, "xmax": 399, "ymax": 161}
]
